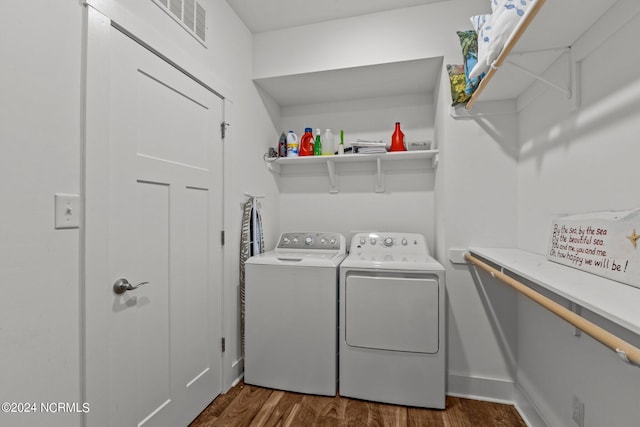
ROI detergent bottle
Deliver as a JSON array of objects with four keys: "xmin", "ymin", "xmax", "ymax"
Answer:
[
  {"xmin": 299, "ymin": 128, "xmax": 314, "ymax": 156},
  {"xmin": 313, "ymin": 129, "xmax": 322, "ymax": 156},
  {"xmin": 286, "ymin": 130, "xmax": 299, "ymax": 157}
]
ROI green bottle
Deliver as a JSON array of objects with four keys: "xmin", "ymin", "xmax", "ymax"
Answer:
[{"xmin": 313, "ymin": 128, "xmax": 322, "ymax": 156}]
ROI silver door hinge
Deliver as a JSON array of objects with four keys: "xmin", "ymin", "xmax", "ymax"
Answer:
[
  {"xmin": 220, "ymin": 122, "xmax": 229, "ymax": 139},
  {"xmin": 221, "ymin": 337, "xmax": 226, "ymax": 352},
  {"xmin": 221, "ymin": 230, "xmax": 225, "ymax": 246}
]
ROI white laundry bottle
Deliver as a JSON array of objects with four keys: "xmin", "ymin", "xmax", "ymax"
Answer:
[
  {"xmin": 321, "ymin": 129, "xmax": 334, "ymax": 156},
  {"xmin": 286, "ymin": 130, "xmax": 299, "ymax": 157}
]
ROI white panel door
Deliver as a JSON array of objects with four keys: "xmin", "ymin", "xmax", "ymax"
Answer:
[{"xmin": 86, "ymin": 18, "xmax": 223, "ymax": 426}]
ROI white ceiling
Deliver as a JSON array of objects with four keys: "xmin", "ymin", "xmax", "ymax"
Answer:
[{"xmin": 225, "ymin": 0, "xmax": 447, "ymax": 33}]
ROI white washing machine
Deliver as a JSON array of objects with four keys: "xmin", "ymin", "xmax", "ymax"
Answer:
[
  {"xmin": 339, "ymin": 232, "xmax": 446, "ymax": 408},
  {"xmin": 245, "ymin": 231, "xmax": 346, "ymax": 396}
]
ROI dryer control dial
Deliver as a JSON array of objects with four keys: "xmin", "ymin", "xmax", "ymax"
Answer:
[
  {"xmin": 304, "ymin": 237, "xmax": 313, "ymax": 245},
  {"xmin": 348, "ymin": 232, "xmax": 430, "ymax": 257}
]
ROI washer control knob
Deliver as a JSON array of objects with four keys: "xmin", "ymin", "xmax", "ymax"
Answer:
[
  {"xmin": 330, "ymin": 238, "xmax": 337, "ymax": 245},
  {"xmin": 370, "ymin": 238, "xmax": 377, "ymax": 245},
  {"xmin": 359, "ymin": 238, "xmax": 366, "ymax": 245},
  {"xmin": 304, "ymin": 236, "xmax": 313, "ymax": 245},
  {"xmin": 383, "ymin": 237, "xmax": 394, "ymax": 247},
  {"xmin": 320, "ymin": 238, "xmax": 327, "ymax": 244},
  {"xmin": 292, "ymin": 238, "xmax": 299, "ymax": 244},
  {"xmin": 283, "ymin": 237, "xmax": 290, "ymax": 244},
  {"xmin": 401, "ymin": 238, "xmax": 408, "ymax": 246}
]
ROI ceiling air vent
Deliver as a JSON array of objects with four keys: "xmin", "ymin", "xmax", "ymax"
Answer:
[
  {"xmin": 152, "ymin": 0, "xmax": 206, "ymax": 45},
  {"xmin": 183, "ymin": 0, "xmax": 195, "ymax": 31},
  {"xmin": 170, "ymin": 0, "xmax": 183, "ymax": 20},
  {"xmin": 195, "ymin": 3, "xmax": 206, "ymax": 42}
]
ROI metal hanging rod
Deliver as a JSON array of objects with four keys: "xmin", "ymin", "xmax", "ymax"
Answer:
[{"xmin": 465, "ymin": 253, "xmax": 640, "ymax": 368}]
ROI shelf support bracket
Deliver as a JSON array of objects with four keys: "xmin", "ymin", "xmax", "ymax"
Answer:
[
  {"xmin": 503, "ymin": 46, "xmax": 580, "ymax": 110},
  {"xmin": 327, "ymin": 159, "xmax": 338, "ymax": 193},
  {"xmin": 569, "ymin": 301, "xmax": 582, "ymax": 337},
  {"xmin": 504, "ymin": 57, "xmax": 571, "ymax": 98},
  {"xmin": 265, "ymin": 160, "xmax": 280, "ymax": 174},
  {"xmin": 375, "ymin": 157, "xmax": 384, "ymax": 193}
]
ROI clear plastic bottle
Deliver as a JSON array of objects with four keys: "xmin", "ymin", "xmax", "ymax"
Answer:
[{"xmin": 322, "ymin": 129, "xmax": 334, "ymax": 156}]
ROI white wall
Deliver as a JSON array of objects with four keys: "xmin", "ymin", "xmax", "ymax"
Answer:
[
  {"xmin": 0, "ymin": 2, "xmax": 83, "ymax": 426},
  {"xmin": 254, "ymin": 0, "xmax": 521, "ymax": 401},
  {"xmin": 515, "ymin": 7, "xmax": 640, "ymax": 427},
  {"xmin": 253, "ymin": 1, "xmax": 477, "ymax": 79},
  {"xmin": 1, "ymin": 1, "xmax": 275, "ymax": 425},
  {"xmin": 439, "ymin": 80, "xmax": 519, "ymax": 400}
]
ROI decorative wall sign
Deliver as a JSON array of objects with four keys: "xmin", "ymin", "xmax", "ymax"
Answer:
[{"xmin": 547, "ymin": 209, "xmax": 640, "ymax": 289}]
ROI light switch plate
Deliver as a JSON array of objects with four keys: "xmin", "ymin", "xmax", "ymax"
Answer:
[
  {"xmin": 449, "ymin": 249, "xmax": 469, "ymax": 264},
  {"xmin": 55, "ymin": 193, "xmax": 80, "ymax": 229}
]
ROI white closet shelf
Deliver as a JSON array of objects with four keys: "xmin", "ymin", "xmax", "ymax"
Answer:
[
  {"xmin": 253, "ymin": 58, "xmax": 442, "ymax": 108},
  {"xmin": 468, "ymin": 247, "xmax": 640, "ymax": 337},
  {"xmin": 458, "ymin": 0, "xmax": 621, "ymax": 114},
  {"xmin": 266, "ymin": 150, "xmax": 438, "ymax": 193}
]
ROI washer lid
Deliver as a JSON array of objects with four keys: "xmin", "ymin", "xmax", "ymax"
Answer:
[
  {"xmin": 341, "ymin": 253, "xmax": 444, "ymax": 271},
  {"xmin": 246, "ymin": 250, "xmax": 346, "ymax": 267}
]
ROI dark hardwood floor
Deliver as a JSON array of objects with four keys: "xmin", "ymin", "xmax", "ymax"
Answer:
[{"xmin": 190, "ymin": 382, "xmax": 527, "ymax": 426}]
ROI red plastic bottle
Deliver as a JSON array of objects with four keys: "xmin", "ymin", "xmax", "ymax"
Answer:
[
  {"xmin": 390, "ymin": 122, "xmax": 406, "ymax": 152},
  {"xmin": 299, "ymin": 127, "xmax": 314, "ymax": 156}
]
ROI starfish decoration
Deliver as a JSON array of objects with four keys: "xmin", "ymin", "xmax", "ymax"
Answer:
[{"xmin": 627, "ymin": 229, "xmax": 639, "ymax": 249}]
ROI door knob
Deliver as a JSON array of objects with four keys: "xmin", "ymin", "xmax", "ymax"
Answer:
[{"xmin": 113, "ymin": 278, "xmax": 150, "ymax": 295}]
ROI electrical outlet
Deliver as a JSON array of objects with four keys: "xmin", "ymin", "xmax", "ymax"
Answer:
[{"xmin": 572, "ymin": 395, "xmax": 585, "ymax": 427}]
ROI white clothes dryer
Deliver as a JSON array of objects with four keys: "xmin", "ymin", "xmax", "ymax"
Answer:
[
  {"xmin": 245, "ymin": 231, "xmax": 346, "ymax": 396},
  {"xmin": 339, "ymin": 232, "xmax": 446, "ymax": 408}
]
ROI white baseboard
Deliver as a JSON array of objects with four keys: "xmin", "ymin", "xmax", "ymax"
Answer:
[
  {"xmin": 231, "ymin": 374, "xmax": 244, "ymax": 388},
  {"xmin": 447, "ymin": 372, "xmax": 515, "ymax": 404},
  {"xmin": 513, "ymin": 382, "xmax": 550, "ymax": 427},
  {"xmin": 447, "ymin": 373, "xmax": 550, "ymax": 427},
  {"xmin": 222, "ymin": 357, "xmax": 244, "ymax": 393},
  {"xmin": 231, "ymin": 356, "xmax": 244, "ymax": 369}
]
